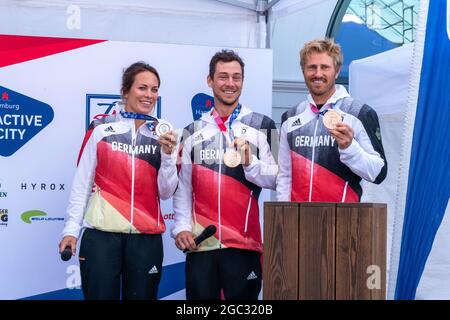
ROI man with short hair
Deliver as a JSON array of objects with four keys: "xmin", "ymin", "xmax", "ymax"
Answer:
[
  {"xmin": 277, "ymin": 38, "xmax": 387, "ymax": 202},
  {"xmin": 172, "ymin": 49, "xmax": 278, "ymax": 300}
]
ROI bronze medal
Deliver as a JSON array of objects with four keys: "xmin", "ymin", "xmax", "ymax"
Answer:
[
  {"xmin": 322, "ymin": 110, "xmax": 342, "ymax": 130},
  {"xmin": 223, "ymin": 149, "xmax": 241, "ymax": 168}
]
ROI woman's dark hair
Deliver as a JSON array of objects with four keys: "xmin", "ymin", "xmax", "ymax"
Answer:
[{"xmin": 121, "ymin": 61, "xmax": 160, "ymax": 96}]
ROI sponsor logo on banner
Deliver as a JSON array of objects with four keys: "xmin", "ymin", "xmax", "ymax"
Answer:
[
  {"xmin": 191, "ymin": 93, "xmax": 214, "ymax": 120},
  {"xmin": 85, "ymin": 94, "xmax": 121, "ymax": 131},
  {"xmin": 0, "ymin": 178, "xmax": 7, "ymax": 198},
  {"xmin": 19, "ymin": 182, "xmax": 65, "ymax": 191},
  {"xmin": 0, "ymin": 208, "xmax": 8, "ymax": 227},
  {"xmin": 85, "ymin": 94, "xmax": 162, "ymax": 131},
  {"xmin": 0, "ymin": 86, "xmax": 54, "ymax": 157},
  {"xmin": 21, "ymin": 210, "xmax": 64, "ymax": 224},
  {"xmin": 163, "ymin": 213, "xmax": 174, "ymax": 220}
]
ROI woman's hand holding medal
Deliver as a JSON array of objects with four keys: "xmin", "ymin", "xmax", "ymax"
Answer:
[{"xmin": 157, "ymin": 130, "xmax": 178, "ymax": 155}]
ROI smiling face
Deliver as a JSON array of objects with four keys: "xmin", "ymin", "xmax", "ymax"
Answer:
[
  {"xmin": 303, "ymin": 51, "xmax": 340, "ymax": 105},
  {"xmin": 207, "ymin": 60, "xmax": 243, "ymax": 111},
  {"xmin": 123, "ymin": 71, "xmax": 159, "ymax": 115}
]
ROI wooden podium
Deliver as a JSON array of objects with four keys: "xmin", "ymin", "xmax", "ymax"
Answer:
[{"xmin": 263, "ymin": 202, "xmax": 386, "ymax": 300}]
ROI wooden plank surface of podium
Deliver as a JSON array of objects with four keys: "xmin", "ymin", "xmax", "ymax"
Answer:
[
  {"xmin": 263, "ymin": 202, "xmax": 386, "ymax": 300},
  {"xmin": 262, "ymin": 202, "xmax": 299, "ymax": 299},
  {"xmin": 335, "ymin": 203, "xmax": 387, "ymax": 299},
  {"xmin": 298, "ymin": 203, "xmax": 335, "ymax": 300}
]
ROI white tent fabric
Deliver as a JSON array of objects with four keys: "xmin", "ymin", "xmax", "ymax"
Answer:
[
  {"xmin": 349, "ymin": 42, "xmax": 450, "ymax": 299},
  {"xmin": 349, "ymin": 44, "xmax": 413, "ymax": 296},
  {"xmin": 0, "ymin": 0, "xmax": 338, "ymax": 81},
  {"xmin": 0, "ymin": 0, "xmax": 262, "ymax": 47}
]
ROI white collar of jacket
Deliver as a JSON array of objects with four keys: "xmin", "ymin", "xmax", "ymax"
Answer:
[
  {"xmin": 307, "ymin": 84, "xmax": 350, "ymax": 109},
  {"xmin": 199, "ymin": 104, "xmax": 252, "ymax": 125}
]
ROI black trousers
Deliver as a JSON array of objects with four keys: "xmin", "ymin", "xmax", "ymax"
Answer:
[
  {"xmin": 185, "ymin": 248, "xmax": 262, "ymax": 300},
  {"xmin": 79, "ymin": 228, "xmax": 163, "ymax": 300}
]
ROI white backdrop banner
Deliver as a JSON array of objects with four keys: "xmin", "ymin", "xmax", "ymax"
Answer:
[{"xmin": 0, "ymin": 34, "xmax": 273, "ymax": 300}]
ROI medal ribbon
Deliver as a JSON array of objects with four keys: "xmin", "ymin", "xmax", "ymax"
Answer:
[
  {"xmin": 310, "ymin": 104, "xmax": 333, "ymax": 117},
  {"xmin": 311, "ymin": 100, "xmax": 346, "ymax": 118},
  {"xmin": 211, "ymin": 104, "xmax": 241, "ymax": 145},
  {"xmin": 120, "ymin": 110, "xmax": 158, "ymax": 131}
]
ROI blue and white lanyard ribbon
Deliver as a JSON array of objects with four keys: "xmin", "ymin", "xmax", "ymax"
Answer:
[
  {"xmin": 120, "ymin": 110, "xmax": 158, "ymax": 131},
  {"xmin": 211, "ymin": 104, "xmax": 242, "ymax": 142}
]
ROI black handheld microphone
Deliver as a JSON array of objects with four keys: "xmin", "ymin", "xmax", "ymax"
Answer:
[
  {"xmin": 60, "ymin": 245, "xmax": 72, "ymax": 261},
  {"xmin": 184, "ymin": 225, "xmax": 217, "ymax": 253}
]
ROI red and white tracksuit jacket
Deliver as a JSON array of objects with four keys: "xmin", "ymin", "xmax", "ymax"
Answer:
[
  {"xmin": 62, "ymin": 112, "xmax": 178, "ymax": 239},
  {"xmin": 172, "ymin": 105, "xmax": 278, "ymax": 253},
  {"xmin": 276, "ymin": 85, "xmax": 387, "ymax": 202}
]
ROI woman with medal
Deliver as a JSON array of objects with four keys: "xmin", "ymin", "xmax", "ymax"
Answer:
[
  {"xmin": 59, "ymin": 62, "xmax": 178, "ymax": 300},
  {"xmin": 172, "ymin": 50, "xmax": 278, "ymax": 300}
]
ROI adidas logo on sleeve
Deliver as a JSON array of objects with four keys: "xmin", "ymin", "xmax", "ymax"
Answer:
[
  {"xmin": 104, "ymin": 125, "xmax": 115, "ymax": 133},
  {"xmin": 291, "ymin": 118, "xmax": 302, "ymax": 127}
]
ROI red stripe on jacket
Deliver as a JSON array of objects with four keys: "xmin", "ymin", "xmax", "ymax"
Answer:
[
  {"xmin": 192, "ymin": 164, "xmax": 261, "ymax": 253},
  {"xmin": 291, "ymin": 151, "xmax": 359, "ymax": 202},
  {"xmin": 95, "ymin": 140, "xmax": 165, "ymax": 233}
]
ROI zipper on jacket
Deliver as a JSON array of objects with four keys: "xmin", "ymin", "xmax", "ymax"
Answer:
[
  {"xmin": 192, "ymin": 192, "xmax": 197, "ymax": 225},
  {"xmin": 244, "ymin": 190, "xmax": 253, "ymax": 233},
  {"xmin": 309, "ymin": 116, "xmax": 320, "ymax": 202},
  {"xmin": 218, "ymin": 134, "xmax": 223, "ymax": 248},
  {"xmin": 157, "ymin": 196, "xmax": 160, "ymax": 227},
  {"xmin": 130, "ymin": 123, "xmax": 137, "ymax": 232},
  {"xmin": 97, "ymin": 186, "xmax": 104, "ymax": 225},
  {"xmin": 341, "ymin": 181, "xmax": 348, "ymax": 202}
]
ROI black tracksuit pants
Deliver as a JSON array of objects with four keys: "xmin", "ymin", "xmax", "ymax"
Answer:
[
  {"xmin": 185, "ymin": 248, "xmax": 262, "ymax": 300},
  {"xmin": 79, "ymin": 228, "xmax": 163, "ymax": 300}
]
